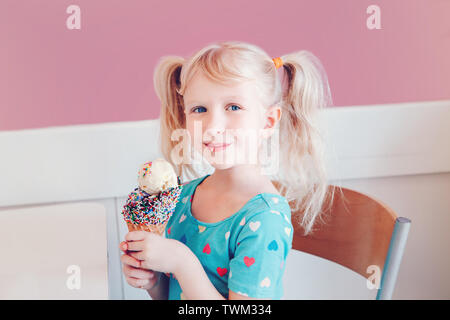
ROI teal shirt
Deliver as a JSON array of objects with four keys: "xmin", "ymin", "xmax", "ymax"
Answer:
[{"xmin": 164, "ymin": 174, "xmax": 293, "ymax": 299}]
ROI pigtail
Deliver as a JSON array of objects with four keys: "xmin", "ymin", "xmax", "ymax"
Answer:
[
  {"xmin": 153, "ymin": 56, "xmax": 186, "ymax": 178},
  {"xmin": 275, "ymin": 50, "xmax": 337, "ymax": 236}
]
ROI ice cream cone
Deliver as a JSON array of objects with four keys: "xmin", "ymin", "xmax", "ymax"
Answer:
[
  {"xmin": 122, "ymin": 159, "xmax": 183, "ymax": 238},
  {"xmin": 126, "ymin": 220, "xmax": 169, "ymax": 236}
]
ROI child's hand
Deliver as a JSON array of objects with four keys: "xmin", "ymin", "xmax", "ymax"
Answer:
[
  {"xmin": 119, "ymin": 241, "xmax": 159, "ymax": 290},
  {"xmin": 123, "ymin": 231, "xmax": 183, "ymax": 274}
]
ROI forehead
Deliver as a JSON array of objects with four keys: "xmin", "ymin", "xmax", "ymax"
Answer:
[{"xmin": 183, "ymin": 71, "xmax": 260, "ymax": 105}]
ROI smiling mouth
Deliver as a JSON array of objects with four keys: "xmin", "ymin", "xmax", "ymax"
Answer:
[{"xmin": 203, "ymin": 142, "xmax": 232, "ymax": 152}]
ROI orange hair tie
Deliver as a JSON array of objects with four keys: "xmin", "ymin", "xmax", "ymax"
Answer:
[{"xmin": 272, "ymin": 57, "xmax": 283, "ymax": 69}]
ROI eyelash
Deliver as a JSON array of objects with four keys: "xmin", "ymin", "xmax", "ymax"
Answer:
[{"xmin": 191, "ymin": 104, "xmax": 242, "ymax": 113}]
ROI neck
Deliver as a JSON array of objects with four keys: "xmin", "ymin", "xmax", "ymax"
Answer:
[{"xmin": 207, "ymin": 164, "xmax": 266, "ymax": 190}]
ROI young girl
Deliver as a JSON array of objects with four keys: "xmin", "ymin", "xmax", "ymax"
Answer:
[{"xmin": 119, "ymin": 41, "xmax": 336, "ymax": 300}]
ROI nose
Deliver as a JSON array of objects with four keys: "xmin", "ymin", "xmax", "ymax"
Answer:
[{"xmin": 203, "ymin": 110, "xmax": 227, "ymax": 139}]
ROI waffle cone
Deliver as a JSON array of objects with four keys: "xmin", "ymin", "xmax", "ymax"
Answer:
[{"xmin": 126, "ymin": 221, "xmax": 168, "ymax": 236}]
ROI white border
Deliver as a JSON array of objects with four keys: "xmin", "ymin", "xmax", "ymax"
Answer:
[{"xmin": 0, "ymin": 99, "xmax": 449, "ymax": 208}]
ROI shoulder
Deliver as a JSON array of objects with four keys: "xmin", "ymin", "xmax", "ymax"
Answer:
[
  {"xmin": 178, "ymin": 175, "xmax": 206, "ymax": 197},
  {"xmin": 169, "ymin": 175, "xmax": 208, "ymax": 220},
  {"xmin": 166, "ymin": 175, "xmax": 206, "ymax": 226},
  {"xmin": 241, "ymin": 193, "xmax": 292, "ymax": 225},
  {"xmin": 230, "ymin": 194, "xmax": 293, "ymax": 263},
  {"xmin": 180, "ymin": 175, "xmax": 205, "ymax": 188},
  {"xmin": 235, "ymin": 194, "xmax": 293, "ymax": 244}
]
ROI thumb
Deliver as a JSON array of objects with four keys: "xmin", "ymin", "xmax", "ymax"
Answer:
[{"xmin": 119, "ymin": 241, "xmax": 128, "ymax": 252}]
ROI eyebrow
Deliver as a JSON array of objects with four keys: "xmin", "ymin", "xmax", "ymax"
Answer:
[{"xmin": 185, "ymin": 95, "xmax": 245, "ymax": 106}]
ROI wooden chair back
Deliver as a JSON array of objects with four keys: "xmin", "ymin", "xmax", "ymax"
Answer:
[{"xmin": 277, "ymin": 184, "xmax": 398, "ymax": 279}]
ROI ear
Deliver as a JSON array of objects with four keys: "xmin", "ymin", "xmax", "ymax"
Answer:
[{"xmin": 261, "ymin": 105, "xmax": 282, "ymax": 139}]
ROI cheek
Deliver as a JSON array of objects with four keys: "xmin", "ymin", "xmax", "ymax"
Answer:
[
  {"xmin": 185, "ymin": 119, "xmax": 204, "ymax": 150},
  {"xmin": 185, "ymin": 121, "xmax": 194, "ymax": 139},
  {"xmin": 230, "ymin": 114, "xmax": 261, "ymax": 131},
  {"xmin": 186, "ymin": 118, "xmax": 199, "ymax": 134},
  {"xmin": 232, "ymin": 131, "xmax": 262, "ymax": 154},
  {"xmin": 232, "ymin": 117, "xmax": 264, "ymax": 140}
]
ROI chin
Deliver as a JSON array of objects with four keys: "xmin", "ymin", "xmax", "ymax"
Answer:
[
  {"xmin": 204, "ymin": 151, "xmax": 235, "ymax": 169},
  {"xmin": 209, "ymin": 161, "xmax": 236, "ymax": 171}
]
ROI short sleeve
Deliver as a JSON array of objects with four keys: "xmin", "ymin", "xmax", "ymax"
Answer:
[{"xmin": 228, "ymin": 208, "xmax": 293, "ymax": 299}]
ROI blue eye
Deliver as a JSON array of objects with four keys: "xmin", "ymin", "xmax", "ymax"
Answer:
[
  {"xmin": 192, "ymin": 106, "xmax": 207, "ymax": 113},
  {"xmin": 228, "ymin": 105, "xmax": 241, "ymax": 111}
]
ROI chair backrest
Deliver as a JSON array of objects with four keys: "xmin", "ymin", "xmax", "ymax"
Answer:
[{"xmin": 275, "ymin": 183, "xmax": 411, "ymax": 299}]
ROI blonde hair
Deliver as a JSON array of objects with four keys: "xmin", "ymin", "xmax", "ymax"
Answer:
[{"xmin": 153, "ymin": 41, "xmax": 340, "ymax": 236}]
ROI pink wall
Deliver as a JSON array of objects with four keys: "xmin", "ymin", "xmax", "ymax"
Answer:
[{"xmin": 1, "ymin": 0, "xmax": 449, "ymax": 131}]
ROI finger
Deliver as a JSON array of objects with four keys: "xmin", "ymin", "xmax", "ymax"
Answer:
[
  {"xmin": 119, "ymin": 241, "xmax": 128, "ymax": 252},
  {"xmin": 125, "ymin": 231, "xmax": 147, "ymax": 242},
  {"xmin": 121, "ymin": 253, "xmax": 141, "ymax": 268},
  {"xmin": 126, "ymin": 240, "xmax": 145, "ymax": 252},
  {"xmin": 126, "ymin": 276, "xmax": 150, "ymax": 288},
  {"xmin": 128, "ymin": 250, "xmax": 146, "ymax": 261},
  {"xmin": 123, "ymin": 264, "xmax": 155, "ymax": 279}
]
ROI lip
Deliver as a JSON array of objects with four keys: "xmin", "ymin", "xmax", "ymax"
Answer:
[{"xmin": 204, "ymin": 142, "xmax": 232, "ymax": 152}]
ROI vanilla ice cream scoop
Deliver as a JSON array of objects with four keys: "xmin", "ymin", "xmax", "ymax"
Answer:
[{"xmin": 137, "ymin": 158, "xmax": 178, "ymax": 195}]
